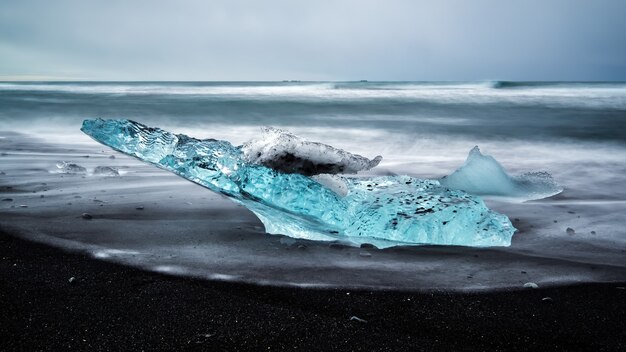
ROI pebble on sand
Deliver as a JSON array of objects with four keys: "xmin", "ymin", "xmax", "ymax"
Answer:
[
  {"xmin": 81, "ymin": 213, "xmax": 93, "ymax": 220},
  {"xmin": 136, "ymin": 206, "xmax": 144, "ymax": 210},
  {"xmin": 1, "ymin": 198, "xmax": 13, "ymax": 202},
  {"xmin": 523, "ymin": 282, "xmax": 539, "ymax": 289},
  {"xmin": 566, "ymin": 227, "xmax": 575, "ymax": 235},
  {"xmin": 591, "ymin": 231, "xmax": 596, "ymax": 235},
  {"xmin": 359, "ymin": 251, "xmax": 372, "ymax": 258}
]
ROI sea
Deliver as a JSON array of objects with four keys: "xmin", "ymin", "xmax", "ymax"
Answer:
[{"xmin": 1, "ymin": 81, "xmax": 625, "ymax": 290}]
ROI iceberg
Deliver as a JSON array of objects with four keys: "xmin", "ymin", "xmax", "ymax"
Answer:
[
  {"xmin": 440, "ymin": 146, "xmax": 562, "ymax": 201},
  {"xmin": 81, "ymin": 119, "xmax": 515, "ymax": 248}
]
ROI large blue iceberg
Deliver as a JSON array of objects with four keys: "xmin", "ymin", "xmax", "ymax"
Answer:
[{"xmin": 81, "ymin": 119, "xmax": 515, "ymax": 248}]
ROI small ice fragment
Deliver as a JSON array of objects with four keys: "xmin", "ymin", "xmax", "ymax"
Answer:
[
  {"xmin": 68, "ymin": 277, "xmax": 76, "ymax": 284},
  {"xmin": 93, "ymin": 166, "xmax": 119, "ymax": 176},
  {"xmin": 523, "ymin": 282, "xmax": 539, "ymax": 289},
  {"xmin": 360, "ymin": 243, "xmax": 375, "ymax": 249},
  {"xmin": 359, "ymin": 251, "xmax": 372, "ymax": 257},
  {"xmin": 440, "ymin": 146, "xmax": 562, "ymax": 201},
  {"xmin": 19, "ymin": 205, "xmax": 28, "ymax": 208},
  {"xmin": 136, "ymin": 206, "xmax": 144, "ymax": 210},
  {"xmin": 56, "ymin": 161, "xmax": 87, "ymax": 174},
  {"xmin": 541, "ymin": 297, "xmax": 553, "ymax": 302},
  {"xmin": 1, "ymin": 198, "xmax": 13, "ymax": 202},
  {"xmin": 349, "ymin": 316, "xmax": 368, "ymax": 323},
  {"xmin": 81, "ymin": 213, "xmax": 93, "ymax": 220},
  {"xmin": 566, "ymin": 227, "xmax": 575, "ymax": 235}
]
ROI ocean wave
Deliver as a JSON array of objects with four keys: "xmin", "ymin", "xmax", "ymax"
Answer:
[
  {"xmin": 489, "ymin": 80, "xmax": 626, "ymax": 89},
  {"xmin": 1, "ymin": 81, "xmax": 625, "ymax": 110}
]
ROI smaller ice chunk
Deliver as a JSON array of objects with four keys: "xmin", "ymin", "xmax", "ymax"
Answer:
[
  {"xmin": 523, "ymin": 282, "xmax": 539, "ymax": 289},
  {"xmin": 93, "ymin": 166, "xmax": 119, "ymax": 176},
  {"xmin": 241, "ymin": 127, "xmax": 382, "ymax": 176},
  {"xmin": 56, "ymin": 161, "xmax": 87, "ymax": 174},
  {"xmin": 440, "ymin": 146, "xmax": 562, "ymax": 201}
]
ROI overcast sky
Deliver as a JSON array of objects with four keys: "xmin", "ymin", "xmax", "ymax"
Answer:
[{"xmin": 1, "ymin": 0, "xmax": 624, "ymax": 81}]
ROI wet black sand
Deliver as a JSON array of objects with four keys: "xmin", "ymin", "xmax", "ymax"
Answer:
[{"xmin": 1, "ymin": 230, "xmax": 624, "ymax": 351}]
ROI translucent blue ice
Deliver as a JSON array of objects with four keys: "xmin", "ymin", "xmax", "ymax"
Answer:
[
  {"xmin": 440, "ymin": 146, "xmax": 563, "ymax": 201},
  {"xmin": 81, "ymin": 119, "xmax": 515, "ymax": 248}
]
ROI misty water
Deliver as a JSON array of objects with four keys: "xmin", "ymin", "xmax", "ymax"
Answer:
[{"xmin": 1, "ymin": 81, "xmax": 625, "ymax": 290}]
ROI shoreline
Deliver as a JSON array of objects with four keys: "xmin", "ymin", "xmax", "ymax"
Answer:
[
  {"xmin": 1, "ymin": 132, "xmax": 625, "ymax": 292},
  {"xmin": 1, "ymin": 230, "xmax": 624, "ymax": 351}
]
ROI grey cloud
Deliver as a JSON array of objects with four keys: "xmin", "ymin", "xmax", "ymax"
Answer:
[{"xmin": 0, "ymin": 0, "xmax": 624, "ymax": 80}]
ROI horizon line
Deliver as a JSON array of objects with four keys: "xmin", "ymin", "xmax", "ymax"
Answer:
[{"xmin": 1, "ymin": 79, "xmax": 625, "ymax": 83}]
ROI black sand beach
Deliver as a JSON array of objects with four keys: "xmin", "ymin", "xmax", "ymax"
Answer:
[{"xmin": 1, "ymin": 231, "xmax": 624, "ymax": 351}]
